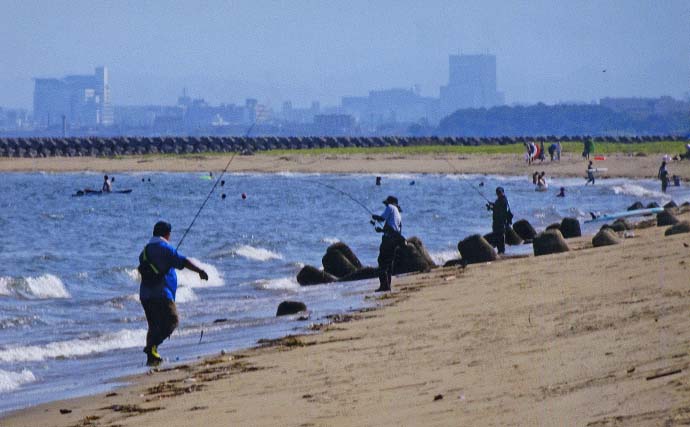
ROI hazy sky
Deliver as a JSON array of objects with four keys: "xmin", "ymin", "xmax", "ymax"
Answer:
[{"xmin": 0, "ymin": 0, "xmax": 688, "ymax": 109}]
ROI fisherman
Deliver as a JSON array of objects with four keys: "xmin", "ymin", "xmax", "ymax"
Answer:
[
  {"xmin": 371, "ymin": 196, "xmax": 405, "ymax": 292},
  {"xmin": 137, "ymin": 221, "xmax": 208, "ymax": 366},
  {"xmin": 486, "ymin": 187, "xmax": 512, "ymax": 255},
  {"xmin": 658, "ymin": 160, "xmax": 670, "ymax": 193},
  {"xmin": 102, "ymin": 175, "xmax": 112, "ymax": 193},
  {"xmin": 585, "ymin": 161, "xmax": 595, "ymax": 185}
]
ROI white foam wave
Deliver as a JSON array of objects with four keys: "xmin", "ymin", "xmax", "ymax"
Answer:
[
  {"xmin": 0, "ymin": 329, "xmax": 146, "ymax": 363},
  {"xmin": 0, "ymin": 369, "xmax": 36, "ymax": 393},
  {"xmin": 233, "ymin": 246, "xmax": 283, "ymax": 262},
  {"xmin": 251, "ymin": 277, "xmax": 300, "ymax": 291},
  {"xmin": 430, "ymin": 249, "xmax": 459, "ymax": 265},
  {"xmin": 611, "ymin": 183, "xmax": 668, "ymax": 200},
  {"xmin": 175, "ymin": 286, "xmax": 198, "ymax": 303},
  {"xmin": 0, "ymin": 274, "xmax": 70, "ymax": 299},
  {"xmin": 320, "ymin": 237, "xmax": 340, "ymax": 244},
  {"xmin": 177, "ymin": 258, "xmax": 224, "ymax": 288}
]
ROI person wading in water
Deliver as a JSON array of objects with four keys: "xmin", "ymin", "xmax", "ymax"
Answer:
[
  {"xmin": 371, "ymin": 196, "xmax": 405, "ymax": 292},
  {"xmin": 137, "ymin": 221, "xmax": 208, "ymax": 366},
  {"xmin": 486, "ymin": 187, "xmax": 512, "ymax": 255}
]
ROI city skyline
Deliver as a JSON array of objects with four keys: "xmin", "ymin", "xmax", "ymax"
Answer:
[{"xmin": 0, "ymin": 0, "xmax": 687, "ymax": 110}]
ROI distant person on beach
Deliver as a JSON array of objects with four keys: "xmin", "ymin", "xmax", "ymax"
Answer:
[
  {"xmin": 538, "ymin": 141, "xmax": 545, "ymax": 163},
  {"xmin": 548, "ymin": 143, "xmax": 557, "ymax": 161},
  {"xmin": 532, "ymin": 171, "xmax": 539, "ymax": 185},
  {"xmin": 486, "ymin": 187, "xmax": 512, "ymax": 255},
  {"xmin": 371, "ymin": 196, "xmax": 405, "ymax": 292},
  {"xmin": 556, "ymin": 141, "xmax": 561, "ymax": 161},
  {"xmin": 556, "ymin": 187, "xmax": 565, "ymax": 197},
  {"xmin": 102, "ymin": 175, "xmax": 112, "ymax": 193},
  {"xmin": 658, "ymin": 161, "xmax": 670, "ymax": 193},
  {"xmin": 137, "ymin": 221, "xmax": 208, "ymax": 366},
  {"xmin": 585, "ymin": 161, "xmax": 596, "ymax": 185},
  {"xmin": 582, "ymin": 138, "xmax": 593, "ymax": 160}
]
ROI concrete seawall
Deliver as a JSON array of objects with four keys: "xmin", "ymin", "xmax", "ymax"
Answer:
[{"xmin": 0, "ymin": 135, "xmax": 682, "ymax": 158}]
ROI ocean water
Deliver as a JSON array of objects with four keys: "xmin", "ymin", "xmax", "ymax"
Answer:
[{"xmin": 0, "ymin": 171, "xmax": 686, "ymax": 413}]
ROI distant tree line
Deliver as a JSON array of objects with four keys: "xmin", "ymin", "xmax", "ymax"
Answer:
[{"xmin": 436, "ymin": 103, "xmax": 690, "ymax": 137}]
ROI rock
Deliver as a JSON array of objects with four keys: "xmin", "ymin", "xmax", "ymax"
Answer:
[
  {"xmin": 627, "ymin": 201, "xmax": 644, "ymax": 211},
  {"xmin": 296, "ymin": 265, "xmax": 337, "ymax": 286},
  {"xmin": 276, "ymin": 301, "xmax": 307, "ymax": 316},
  {"xmin": 657, "ymin": 210, "xmax": 679, "ymax": 226},
  {"xmin": 443, "ymin": 259, "xmax": 465, "ymax": 267},
  {"xmin": 545, "ymin": 223, "xmax": 561, "ymax": 232},
  {"xmin": 664, "ymin": 201, "xmax": 678, "ymax": 209},
  {"xmin": 681, "ymin": 202, "xmax": 690, "ymax": 213},
  {"xmin": 560, "ymin": 217, "xmax": 581, "ymax": 238},
  {"xmin": 338, "ymin": 266, "xmax": 380, "ymax": 282},
  {"xmin": 533, "ymin": 229, "xmax": 570, "ymax": 256},
  {"xmin": 512, "ymin": 219, "xmax": 537, "ymax": 241},
  {"xmin": 457, "ymin": 234, "xmax": 497, "ymax": 264},
  {"xmin": 665, "ymin": 221, "xmax": 690, "ymax": 236},
  {"xmin": 393, "ymin": 236, "xmax": 436, "ymax": 274},
  {"xmin": 592, "ymin": 229, "xmax": 621, "ymax": 247},
  {"xmin": 611, "ymin": 218, "xmax": 632, "ymax": 232},
  {"xmin": 646, "ymin": 202, "xmax": 660, "ymax": 209},
  {"xmin": 505, "ymin": 227, "xmax": 523, "ymax": 245},
  {"xmin": 322, "ymin": 242, "xmax": 361, "ymax": 278}
]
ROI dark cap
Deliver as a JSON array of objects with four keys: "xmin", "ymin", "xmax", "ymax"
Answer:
[
  {"xmin": 496, "ymin": 186, "xmax": 505, "ymax": 195},
  {"xmin": 383, "ymin": 195, "xmax": 399, "ymax": 206},
  {"xmin": 153, "ymin": 221, "xmax": 172, "ymax": 237}
]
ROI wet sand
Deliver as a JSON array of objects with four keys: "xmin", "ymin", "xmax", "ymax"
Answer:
[
  {"xmin": 0, "ymin": 151, "xmax": 687, "ymax": 180},
  {"xmin": 3, "ymin": 209, "xmax": 689, "ymax": 426}
]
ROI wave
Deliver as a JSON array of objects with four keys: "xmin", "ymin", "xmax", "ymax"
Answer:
[
  {"xmin": 429, "ymin": 249, "xmax": 459, "ymax": 265},
  {"xmin": 611, "ymin": 183, "xmax": 668, "ymax": 200},
  {"xmin": 0, "ymin": 328, "xmax": 147, "ymax": 363},
  {"xmin": 0, "ymin": 369, "xmax": 36, "ymax": 393},
  {"xmin": 320, "ymin": 237, "xmax": 340, "ymax": 245},
  {"xmin": 0, "ymin": 315, "xmax": 43, "ymax": 330},
  {"xmin": 250, "ymin": 277, "xmax": 300, "ymax": 291},
  {"xmin": 175, "ymin": 286, "xmax": 197, "ymax": 303},
  {"xmin": 0, "ymin": 274, "xmax": 70, "ymax": 299},
  {"xmin": 233, "ymin": 245, "xmax": 283, "ymax": 262},
  {"xmin": 125, "ymin": 258, "xmax": 223, "ymax": 289}
]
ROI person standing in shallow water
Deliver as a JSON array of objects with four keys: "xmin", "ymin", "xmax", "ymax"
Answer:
[
  {"xmin": 137, "ymin": 221, "xmax": 208, "ymax": 366},
  {"xmin": 585, "ymin": 161, "xmax": 596, "ymax": 185},
  {"xmin": 372, "ymin": 196, "xmax": 405, "ymax": 292},
  {"xmin": 486, "ymin": 187, "xmax": 512, "ymax": 255},
  {"xmin": 658, "ymin": 160, "xmax": 670, "ymax": 193}
]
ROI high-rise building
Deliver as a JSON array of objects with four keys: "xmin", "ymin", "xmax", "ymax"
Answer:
[
  {"xmin": 440, "ymin": 54, "xmax": 504, "ymax": 115},
  {"xmin": 33, "ymin": 67, "xmax": 113, "ymax": 128}
]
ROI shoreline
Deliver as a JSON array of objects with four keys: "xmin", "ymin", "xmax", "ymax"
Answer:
[
  {"xmin": 3, "ymin": 209, "xmax": 689, "ymax": 426},
  {"xmin": 0, "ymin": 151, "xmax": 688, "ymax": 180}
]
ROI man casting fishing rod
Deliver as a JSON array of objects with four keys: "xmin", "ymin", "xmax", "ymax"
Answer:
[
  {"xmin": 372, "ymin": 195, "xmax": 406, "ymax": 292},
  {"xmin": 486, "ymin": 187, "xmax": 513, "ymax": 255},
  {"xmin": 138, "ymin": 221, "xmax": 208, "ymax": 366}
]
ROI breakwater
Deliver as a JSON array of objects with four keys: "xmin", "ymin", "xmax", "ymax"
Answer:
[{"xmin": 0, "ymin": 135, "xmax": 683, "ymax": 158}]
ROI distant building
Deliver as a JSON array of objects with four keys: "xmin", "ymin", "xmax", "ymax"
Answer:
[
  {"xmin": 600, "ymin": 96, "xmax": 690, "ymax": 117},
  {"xmin": 341, "ymin": 88, "xmax": 439, "ymax": 126},
  {"xmin": 440, "ymin": 54, "xmax": 504, "ymax": 115},
  {"xmin": 314, "ymin": 114, "xmax": 356, "ymax": 135},
  {"xmin": 33, "ymin": 67, "xmax": 113, "ymax": 128}
]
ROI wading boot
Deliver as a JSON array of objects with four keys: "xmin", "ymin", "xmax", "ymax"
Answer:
[{"xmin": 144, "ymin": 345, "xmax": 163, "ymax": 366}]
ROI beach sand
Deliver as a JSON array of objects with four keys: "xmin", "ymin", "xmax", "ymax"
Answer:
[
  {"xmin": 3, "ymin": 208, "xmax": 689, "ymax": 426},
  {"xmin": 0, "ymin": 151, "xmax": 687, "ymax": 180}
]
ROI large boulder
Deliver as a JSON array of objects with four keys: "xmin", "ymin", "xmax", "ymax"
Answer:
[
  {"xmin": 393, "ymin": 236, "xmax": 436, "ymax": 274},
  {"xmin": 276, "ymin": 301, "xmax": 307, "ymax": 316},
  {"xmin": 611, "ymin": 218, "xmax": 632, "ymax": 232},
  {"xmin": 322, "ymin": 242, "xmax": 361, "ymax": 278},
  {"xmin": 533, "ymin": 229, "xmax": 570, "ymax": 256},
  {"xmin": 296, "ymin": 265, "xmax": 337, "ymax": 286},
  {"xmin": 560, "ymin": 217, "xmax": 581, "ymax": 238},
  {"xmin": 338, "ymin": 266, "xmax": 380, "ymax": 282},
  {"xmin": 665, "ymin": 221, "xmax": 690, "ymax": 236},
  {"xmin": 592, "ymin": 229, "xmax": 621, "ymax": 247},
  {"xmin": 457, "ymin": 234, "xmax": 497, "ymax": 264},
  {"xmin": 545, "ymin": 223, "xmax": 561, "ymax": 232},
  {"xmin": 664, "ymin": 201, "xmax": 678, "ymax": 209},
  {"xmin": 657, "ymin": 210, "xmax": 679, "ymax": 226},
  {"xmin": 485, "ymin": 228, "xmax": 523, "ymax": 247},
  {"xmin": 646, "ymin": 202, "xmax": 660, "ymax": 209},
  {"xmin": 513, "ymin": 219, "xmax": 537, "ymax": 241},
  {"xmin": 627, "ymin": 201, "xmax": 644, "ymax": 211}
]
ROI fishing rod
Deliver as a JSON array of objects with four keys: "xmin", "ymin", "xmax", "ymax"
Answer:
[
  {"xmin": 444, "ymin": 158, "xmax": 492, "ymax": 203},
  {"xmin": 176, "ymin": 123, "xmax": 255, "ymax": 250}
]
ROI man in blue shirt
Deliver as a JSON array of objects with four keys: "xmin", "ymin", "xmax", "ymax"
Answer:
[
  {"xmin": 138, "ymin": 221, "xmax": 208, "ymax": 366},
  {"xmin": 372, "ymin": 195, "xmax": 405, "ymax": 292}
]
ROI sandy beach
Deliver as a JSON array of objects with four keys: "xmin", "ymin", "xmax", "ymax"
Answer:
[
  {"xmin": 1, "ymin": 152, "xmax": 688, "ymax": 426},
  {"xmin": 2, "ymin": 196, "xmax": 689, "ymax": 425},
  {"xmin": 0, "ymin": 151, "xmax": 688, "ymax": 180}
]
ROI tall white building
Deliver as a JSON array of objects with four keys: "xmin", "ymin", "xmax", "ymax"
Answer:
[
  {"xmin": 440, "ymin": 54, "xmax": 504, "ymax": 115},
  {"xmin": 33, "ymin": 66, "xmax": 113, "ymax": 127}
]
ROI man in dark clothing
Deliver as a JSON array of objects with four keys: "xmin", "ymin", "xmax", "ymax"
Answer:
[
  {"xmin": 486, "ymin": 187, "xmax": 512, "ymax": 255},
  {"xmin": 138, "ymin": 221, "xmax": 208, "ymax": 366},
  {"xmin": 658, "ymin": 161, "xmax": 669, "ymax": 193},
  {"xmin": 372, "ymin": 196, "xmax": 405, "ymax": 292}
]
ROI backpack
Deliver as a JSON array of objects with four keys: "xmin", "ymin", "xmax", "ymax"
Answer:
[{"xmin": 137, "ymin": 245, "xmax": 166, "ymax": 284}]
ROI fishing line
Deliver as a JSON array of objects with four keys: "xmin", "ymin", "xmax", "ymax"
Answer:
[
  {"xmin": 176, "ymin": 123, "xmax": 256, "ymax": 250},
  {"xmin": 444, "ymin": 158, "xmax": 491, "ymax": 203}
]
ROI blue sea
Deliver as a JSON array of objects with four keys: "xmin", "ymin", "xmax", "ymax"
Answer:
[{"xmin": 0, "ymin": 171, "xmax": 685, "ymax": 413}]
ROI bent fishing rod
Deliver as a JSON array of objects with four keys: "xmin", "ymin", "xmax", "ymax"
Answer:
[
  {"xmin": 444, "ymin": 158, "xmax": 492, "ymax": 203},
  {"xmin": 176, "ymin": 122, "xmax": 256, "ymax": 250}
]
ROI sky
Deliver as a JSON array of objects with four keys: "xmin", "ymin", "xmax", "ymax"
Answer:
[{"xmin": 0, "ymin": 0, "xmax": 688, "ymax": 109}]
